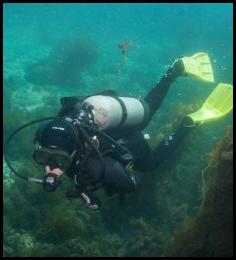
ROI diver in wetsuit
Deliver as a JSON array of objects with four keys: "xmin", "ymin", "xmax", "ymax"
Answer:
[{"xmin": 8, "ymin": 53, "xmax": 232, "ymax": 210}]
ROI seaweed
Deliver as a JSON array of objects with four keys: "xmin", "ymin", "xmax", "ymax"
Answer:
[
  {"xmin": 118, "ymin": 39, "xmax": 134, "ymax": 66},
  {"xmin": 124, "ymin": 217, "xmax": 168, "ymax": 257},
  {"xmin": 165, "ymin": 126, "xmax": 233, "ymax": 257},
  {"xmin": 117, "ymin": 39, "xmax": 134, "ymax": 75}
]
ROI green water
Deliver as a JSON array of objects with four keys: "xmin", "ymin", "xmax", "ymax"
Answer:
[{"xmin": 3, "ymin": 3, "xmax": 233, "ymax": 257}]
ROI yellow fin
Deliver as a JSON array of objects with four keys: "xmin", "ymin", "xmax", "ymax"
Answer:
[
  {"xmin": 188, "ymin": 83, "xmax": 233, "ymax": 124},
  {"xmin": 181, "ymin": 53, "xmax": 214, "ymax": 82}
]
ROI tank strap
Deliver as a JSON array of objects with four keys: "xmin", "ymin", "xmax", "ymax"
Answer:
[
  {"xmin": 138, "ymin": 98, "xmax": 150, "ymax": 129},
  {"xmin": 110, "ymin": 96, "xmax": 128, "ymax": 129}
]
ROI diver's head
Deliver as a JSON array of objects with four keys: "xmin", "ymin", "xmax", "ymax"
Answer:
[{"xmin": 33, "ymin": 119, "xmax": 78, "ymax": 191}]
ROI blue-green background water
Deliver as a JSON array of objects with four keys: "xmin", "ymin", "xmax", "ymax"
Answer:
[{"xmin": 3, "ymin": 3, "xmax": 233, "ymax": 257}]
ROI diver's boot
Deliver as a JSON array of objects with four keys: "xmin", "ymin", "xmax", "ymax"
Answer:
[
  {"xmin": 187, "ymin": 83, "xmax": 233, "ymax": 124},
  {"xmin": 180, "ymin": 52, "xmax": 215, "ymax": 82}
]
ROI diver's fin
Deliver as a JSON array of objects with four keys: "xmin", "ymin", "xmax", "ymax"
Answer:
[
  {"xmin": 181, "ymin": 53, "xmax": 214, "ymax": 82},
  {"xmin": 187, "ymin": 83, "xmax": 233, "ymax": 124}
]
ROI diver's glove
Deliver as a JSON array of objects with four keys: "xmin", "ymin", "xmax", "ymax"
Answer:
[
  {"xmin": 66, "ymin": 190, "xmax": 101, "ymax": 210},
  {"xmin": 80, "ymin": 192, "xmax": 101, "ymax": 210},
  {"xmin": 43, "ymin": 173, "xmax": 62, "ymax": 192},
  {"xmin": 130, "ymin": 173, "xmax": 141, "ymax": 190}
]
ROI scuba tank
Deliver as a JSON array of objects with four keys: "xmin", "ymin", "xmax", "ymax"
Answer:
[{"xmin": 82, "ymin": 95, "xmax": 150, "ymax": 130}]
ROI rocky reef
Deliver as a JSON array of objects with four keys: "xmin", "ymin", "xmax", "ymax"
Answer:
[{"xmin": 24, "ymin": 36, "xmax": 99, "ymax": 88}]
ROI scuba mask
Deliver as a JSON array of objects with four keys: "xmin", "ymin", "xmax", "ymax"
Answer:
[
  {"xmin": 33, "ymin": 143, "xmax": 76, "ymax": 192},
  {"xmin": 33, "ymin": 145, "xmax": 75, "ymax": 171}
]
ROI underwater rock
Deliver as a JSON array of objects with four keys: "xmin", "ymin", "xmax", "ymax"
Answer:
[
  {"xmin": 165, "ymin": 126, "xmax": 233, "ymax": 257},
  {"xmin": 24, "ymin": 36, "xmax": 99, "ymax": 88},
  {"xmin": 10, "ymin": 84, "xmax": 53, "ymax": 112}
]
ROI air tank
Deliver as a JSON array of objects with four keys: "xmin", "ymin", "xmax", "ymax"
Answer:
[{"xmin": 82, "ymin": 95, "xmax": 149, "ymax": 130}]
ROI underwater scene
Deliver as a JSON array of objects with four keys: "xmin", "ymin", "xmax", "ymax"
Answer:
[{"xmin": 3, "ymin": 3, "xmax": 233, "ymax": 257}]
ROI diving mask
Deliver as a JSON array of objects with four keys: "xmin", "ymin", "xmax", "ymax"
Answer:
[{"xmin": 33, "ymin": 146, "xmax": 74, "ymax": 171}]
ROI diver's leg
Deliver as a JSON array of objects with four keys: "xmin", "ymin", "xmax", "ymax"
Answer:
[
  {"xmin": 144, "ymin": 59, "xmax": 184, "ymax": 122},
  {"xmin": 151, "ymin": 81, "xmax": 233, "ymax": 168},
  {"xmin": 152, "ymin": 116, "xmax": 197, "ymax": 168},
  {"xmin": 144, "ymin": 52, "xmax": 215, "ymax": 126},
  {"xmin": 102, "ymin": 157, "xmax": 139, "ymax": 195}
]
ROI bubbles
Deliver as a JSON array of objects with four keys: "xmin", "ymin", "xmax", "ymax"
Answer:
[
  {"xmin": 144, "ymin": 133, "xmax": 150, "ymax": 140},
  {"xmin": 220, "ymin": 65, "xmax": 227, "ymax": 71}
]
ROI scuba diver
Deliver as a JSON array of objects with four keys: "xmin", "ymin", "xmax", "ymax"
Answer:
[{"xmin": 4, "ymin": 53, "xmax": 233, "ymax": 210}]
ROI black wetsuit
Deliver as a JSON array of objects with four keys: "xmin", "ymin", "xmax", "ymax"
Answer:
[{"xmin": 59, "ymin": 59, "xmax": 197, "ymax": 209}]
